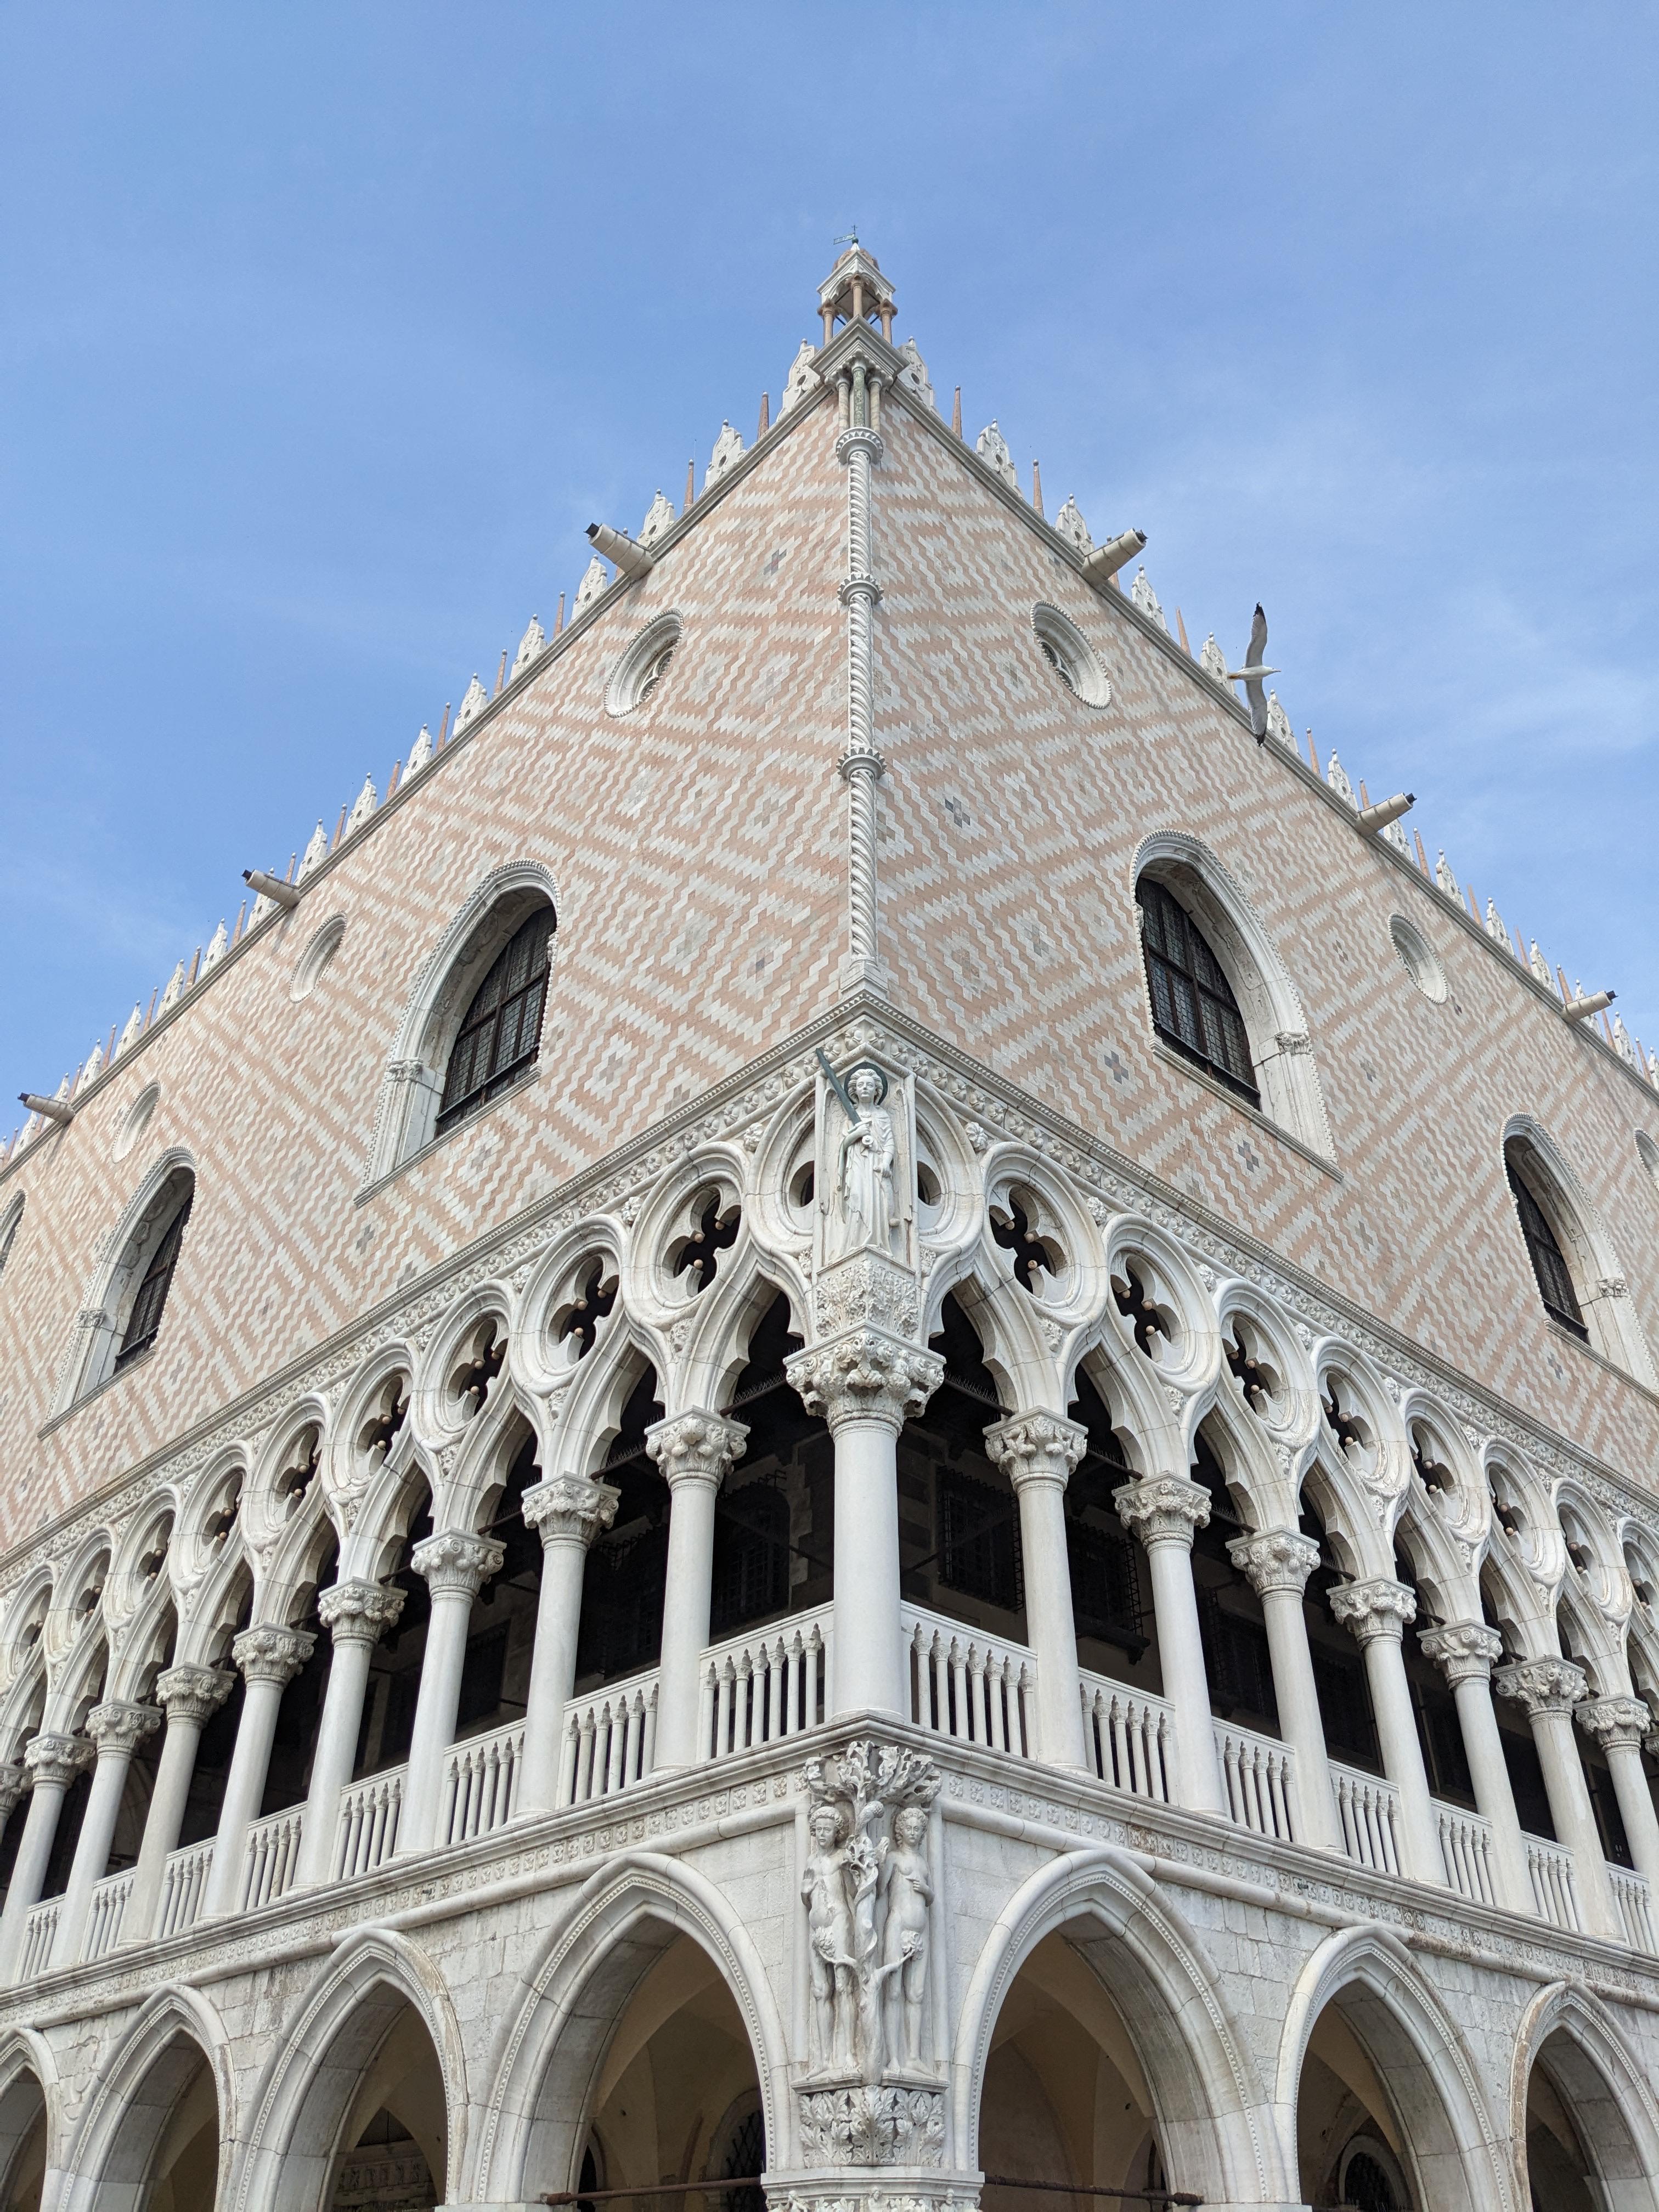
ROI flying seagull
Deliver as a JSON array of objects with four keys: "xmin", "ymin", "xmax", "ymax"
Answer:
[{"xmin": 1226, "ymin": 604, "xmax": 1280, "ymax": 743}]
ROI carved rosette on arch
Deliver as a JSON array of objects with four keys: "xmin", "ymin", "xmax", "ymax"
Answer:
[
  {"xmin": 318, "ymin": 1577, "xmax": 407, "ymax": 1649},
  {"xmin": 800, "ymin": 1739, "xmax": 943, "ymax": 2100},
  {"xmin": 1227, "ymin": 1527, "xmax": 1319, "ymax": 1596},
  {"xmin": 1494, "ymin": 1654, "xmax": 1588, "ymax": 1717},
  {"xmin": 787, "ymin": 1331, "xmax": 944, "ymax": 1437},
  {"xmin": 410, "ymin": 1528, "xmax": 505, "ymax": 1600},
  {"xmin": 1418, "ymin": 1620, "xmax": 1504, "ymax": 1688},
  {"xmin": 156, "ymin": 1663, "xmax": 234, "ymax": 1726},
  {"xmin": 645, "ymin": 1409, "xmax": 749, "ymax": 1492},
  {"xmin": 1328, "ymin": 1576, "xmax": 1416, "ymax": 1647},
  {"xmin": 983, "ymin": 1410, "xmax": 1086, "ymax": 1495},
  {"xmin": 521, "ymin": 1472, "xmax": 620, "ymax": 1548},
  {"xmin": 86, "ymin": 1699, "xmax": 161, "ymax": 1754},
  {"xmin": 1113, "ymin": 1473, "xmax": 1209, "ymax": 1551},
  {"xmin": 232, "ymin": 1621, "xmax": 317, "ymax": 1686},
  {"xmin": 1575, "ymin": 1694, "xmax": 1651, "ymax": 1751}
]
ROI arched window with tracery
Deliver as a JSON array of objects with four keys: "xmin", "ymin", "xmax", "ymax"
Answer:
[
  {"xmin": 115, "ymin": 1189, "xmax": 193, "ymax": 1370},
  {"xmin": 1136, "ymin": 877, "xmax": 1259, "ymax": 1104},
  {"xmin": 436, "ymin": 905, "xmax": 556, "ymax": 1136},
  {"xmin": 1504, "ymin": 1146, "xmax": 1587, "ymax": 1340}
]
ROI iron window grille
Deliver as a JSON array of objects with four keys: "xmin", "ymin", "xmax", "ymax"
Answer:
[
  {"xmin": 436, "ymin": 906, "xmax": 555, "ymax": 1136},
  {"xmin": 938, "ymin": 1464, "xmax": 1024, "ymax": 1613},
  {"xmin": 115, "ymin": 1192, "xmax": 193, "ymax": 1370},
  {"xmin": 1136, "ymin": 878, "xmax": 1260, "ymax": 1103},
  {"xmin": 1505, "ymin": 1156, "xmax": 1588, "ymax": 1339}
]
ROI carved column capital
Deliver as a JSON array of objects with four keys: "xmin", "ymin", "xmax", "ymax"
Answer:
[
  {"xmin": 23, "ymin": 1733, "xmax": 94, "ymax": 1791},
  {"xmin": 1113, "ymin": 1474, "xmax": 1210, "ymax": 1550},
  {"xmin": 156, "ymin": 1663, "xmax": 235, "ymax": 1725},
  {"xmin": 835, "ymin": 425, "xmax": 885, "ymax": 470},
  {"xmin": 983, "ymin": 1410, "xmax": 1087, "ymax": 1493},
  {"xmin": 786, "ymin": 1329, "xmax": 944, "ymax": 1436},
  {"xmin": 522, "ymin": 1474, "xmax": 620, "ymax": 1547},
  {"xmin": 1329, "ymin": 1576, "xmax": 1417, "ymax": 1646},
  {"xmin": 1576, "ymin": 1694, "xmax": 1652, "ymax": 1751},
  {"xmin": 86, "ymin": 1700, "xmax": 161, "ymax": 1754},
  {"xmin": 1494, "ymin": 1654, "xmax": 1588, "ymax": 1718},
  {"xmin": 645, "ymin": 1410, "xmax": 749, "ymax": 1492},
  {"xmin": 318, "ymin": 1577, "xmax": 407, "ymax": 1647},
  {"xmin": 1227, "ymin": 1527, "xmax": 1321, "ymax": 1597},
  {"xmin": 0, "ymin": 1765, "xmax": 24, "ymax": 1823},
  {"xmin": 1419, "ymin": 1620, "xmax": 1505, "ymax": 1687},
  {"xmin": 410, "ymin": 1529, "xmax": 505, "ymax": 1600},
  {"xmin": 232, "ymin": 1622, "xmax": 317, "ymax": 1687}
]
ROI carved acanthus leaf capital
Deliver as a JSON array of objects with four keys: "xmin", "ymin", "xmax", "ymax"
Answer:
[
  {"xmin": 1576, "ymin": 1694, "xmax": 1652, "ymax": 1751},
  {"xmin": 522, "ymin": 1474, "xmax": 620, "ymax": 1547},
  {"xmin": 1494, "ymin": 1654, "xmax": 1588, "ymax": 1718},
  {"xmin": 787, "ymin": 1330, "xmax": 943, "ymax": 1436},
  {"xmin": 1329, "ymin": 1576, "xmax": 1417, "ymax": 1645},
  {"xmin": 23, "ymin": 1732, "xmax": 94, "ymax": 1790},
  {"xmin": 233, "ymin": 1622, "xmax": 317, "ymax": 1686},
  {"xmin": 0, "ymin": 1765, "xmax": 24, "ymax": 1820},
  {"xmin": 983, "ymin": 1410, "xmax": 1086, "ymax": 1492},
  {"xmin": 86, "ymin": 1700, "xmax": 161, "ymax": 1753},
  {"xmin": 646, "ymin": 1410, "xmax": 749, "ymax": 1492},
  {"xmin": 1227, "ymin": 1528, "xmax": 1321, "ymax": 1597},
  {"xmin": 155, "ymin": 1663, "xmax": 235, "ymax": 1724},
  {"xmin": 1113, "ymin": 1474, "xmax": 1210, "ymax": 1550},
  {"xmin": 410, "ymin": 1530, "xmax": 505, "ymax": 1599},
  {"xmin": 1418, "ymin": 1620, "xmax": 1504, "ymax": 1686},
  {"xmin": 318, "ymin": 1577, "xmax": 407, "ymax": 1646}
]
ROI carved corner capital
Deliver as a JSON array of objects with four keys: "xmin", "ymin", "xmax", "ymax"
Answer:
[
  {"xmin": 156, "ymin": 1663, "xmax": 235, "ymax": 1724},
  {"xmin": 1576, "ymin": 1694, "xmax": 1652, "ymax": 1750},
  {"xmin": 318, "ymin": 1577, "xmax": 407, "ymax": 1646},
  {"xmin": 796, "ymin": 2083, "xmax": 945, "ymax": 2169},
  {"xmin": 835, "ymin": 426, "xmax": 885, "ymax": 469},
  {"xmin": 983, "ymin": 1410, "xmax": 1086, "ymax": 1491},
  {"xmin": 1113, "ymin": 1474, "xmax": 1209, "ymax": 1549},
  {"xmin": 23, "ymin": 1731, "xmax": 94, "ymax": 1790},
  {"xmin": 1494, "ymin": 1654, "xmax": 1588, "ymax": 1718},
  {"xmin": 522, "ymin": 1474, "xmax": 620, "ymax": 1546},
  {"xmin": 1418, "ymin": 1620, "xmax": 1504, "ymax": 1686},
  {"xmin": 1227, "ymin": 1527, "xmax": 1320, "ymax": 1597},
  {"xmin": 233, "ymin": 1621, "xmax": 317, "ymax": 1686},
  {"xmin": 1329, "ymin": 1576, "xmax": 1417, "ymax": 1645},
  {"xmin": 0, "ymin": 1765, "xmax": 24, "ymax": 1819},
  {"xmin": 410, "ymin": 1530, "xmax": 506, "ymax": 1599},
  {"xmin": 646, "ymin": 1409, "xmax": 749, "ymax": 1492},
  {"xmin": 86, "ymin": 1700, "xmax": 161, "ymax": 1753},
  {"xmin": 786, "ymin": 1330, "xmax": 944, "ymax": 1435}
]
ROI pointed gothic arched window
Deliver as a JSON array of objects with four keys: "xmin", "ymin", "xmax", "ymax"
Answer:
[
  {"xmin": 1505, "ymin": 1146, "xmax": 1588, "ymax": 1339},
  {"xmin": 435, "ymin": 906, "xmax": 555, "ymax": 1136},
  {"xmin": 115, "ymin": 1187, "xmax": 193, "ymax": 1370},
  {"xmin": 1136, "ymin": 877, "xmax": 1259, "ymax": 1103}
]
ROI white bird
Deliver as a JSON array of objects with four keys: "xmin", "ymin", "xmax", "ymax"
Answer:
[{"xmin": 1226, "ymin": 603, "xmax": 1280, "ymax": 743}]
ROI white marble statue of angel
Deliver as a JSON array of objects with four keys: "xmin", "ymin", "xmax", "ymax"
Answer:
[{"xmin": 834, "ymin": 1064, "xmax": 897, "ymax": 1257}]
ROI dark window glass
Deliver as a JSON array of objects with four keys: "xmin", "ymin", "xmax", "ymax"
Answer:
[
  {"xmin": 938, "ymin": 1464, "xmax": 1023, "ymax": 1613},
  {"xmin": 1066, "ymin": 1519, "xmax": 1145, "ymax": 1652},
  {"xmin": 1505, "ymin": 1155, "xmax": 1588, "ymax": 1339},
  {"xmin": 456, "ymin": 1623, "xmax": 509, "ymax": 1731},
  {"xmin": 1200, "ymin": 1587, "xmax": 1279, "ymax": 1726},
  {"xmin": 1136, "ymin": 878, "xmax": 1259, "ymax": 1103},
  {"xmin": 712, "ymin": 1485, "xmax": 791, "ymax": 1637},
  {"xmin": 1311, "ymin": 1640, "xmax": 1379, "ymax": 1768},
  {"xmin": 719, "ymin": 2108, "xmax": 766, "ymax": 2212},
  {"xmin": 1343, "ymin": 2151, "xmax": 1398, "ymax": 2212},
  {"xmin": 436, "ymin": 907, "xmax": 556, "ymax": 1136},
  {"xmin": 115, "ymin": 1190, "xmax": 193, "ymax": 1370}
]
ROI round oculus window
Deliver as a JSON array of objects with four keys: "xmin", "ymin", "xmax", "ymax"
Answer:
[
  {"xmin": 1031, "ymin": 603, "xmax": 1109, "ymax": 707},
  {"xmin": 606, "ymin": 613, "xmax": 684, "ymax": 716},
  {"xmin": 291, "ymin": 914, "xmax": 346, "ymax": 1002},
  {"xmin": 112, "ymin": 1084, "xmax": 160, "ymax": 1161},
  {"xmin": 1389, "ymin": 914, "xmax": 1447, "ymax": 1004}
]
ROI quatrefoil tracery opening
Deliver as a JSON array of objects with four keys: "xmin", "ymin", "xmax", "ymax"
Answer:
[{"xmin": 672, "ymin": 1194, "xmax": 740, "ymax": 1293}]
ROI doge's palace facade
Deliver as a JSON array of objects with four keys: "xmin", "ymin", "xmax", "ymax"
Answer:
[{"xmin": 2, "ymin": 249, "xmax": 1659, "ymax": 2211}]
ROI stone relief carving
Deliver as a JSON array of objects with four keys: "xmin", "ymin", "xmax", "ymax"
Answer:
[
  {"xmin": 800, "ymin": 1739, "xmax": 941, "ymax": 2086},
  {"xmin": 796, "ymin": 2085, "xmax": 945, "ymax": 2169}
]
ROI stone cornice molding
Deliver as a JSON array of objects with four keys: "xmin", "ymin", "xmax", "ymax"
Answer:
[
  {"xmin": 156, "ymin": 1663, "xmax": 234, "ymax": 1725},
  {"xmin": 232, "ymin": 1622, "xmax": 316, "ymax": 1688},
  {"xmin": 24, "ymin": 1732, "xmax": 94, "ymax": 1791},
  {"xmin": 86, "ymin": 1700, "xmax": 161, "ymax": 1754},
  {"xmin": 786, "ymin": 1329, "xmax": 944, "ymax": 1436},
  {"xmin": 318, "ymin": 1578, "xmax": 407, "ymax": 1646},
  {"xmin": 1575, "ymin": 1694, "xmax": 1651, "ymax": 1751},
  {"xmin": 983, "ymin": 1410, "xmax": 1086, "ymax": 1493},
  {"xmin": 1228, "ymin": 1527, "xmax": 1321, "ymax": 1597},
  {"xmin": 410, "ymin": 1530, "xmax": 505, "ymax": 1600},
  {"xmin": 1329, "ymin": 1577, "xmax": 1417, "ymax": 1646},
  {"xmin": 645, "ymin": 1412, "xmax": 748, "ymax": 1493},
  {"xmin": 1114, "ymin": 1474, "xmax": 1210, "ymax": 1550},
  {"xmin": 1419, "ymin": 1621, "xmax": 1505, "ymax": 1687},
  {"xmin": 521, "ymin": 1474, "xmax": 620, "ymax": 1549},
  {"xmin": 1495, "ymin": 1655, "xmax": 1588, "ymax": 1718}
]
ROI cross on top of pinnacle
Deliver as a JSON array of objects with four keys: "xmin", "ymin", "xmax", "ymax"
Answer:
[{"xmin": 818, "ymin": 242, "xmax": 895, "ymax": 344}]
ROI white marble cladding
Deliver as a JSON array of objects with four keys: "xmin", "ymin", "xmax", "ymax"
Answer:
[{"xmin": 5, "ymin": 1724, "xmax": 1659, "ymax": 2210}]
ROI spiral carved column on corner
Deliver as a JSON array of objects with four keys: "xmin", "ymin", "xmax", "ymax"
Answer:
[
  {"xmin": 518, "ymin": 1474, "xmax": 619, "ymax": 1811},
  {"xmin": 787, "ymin": 1328, "xmax": 944, "ymax": 1719},
  {"xmin": 1115, "ymin": 1474, "xmax": 1223, "ymax": 1814},
  {"xmin": 836, "ymin": 360, "xmax": 888, "ymax": 1000},
  {"xmin": 984, "ymin": 1410, "xmax": 1087, "ymax": 1767}
]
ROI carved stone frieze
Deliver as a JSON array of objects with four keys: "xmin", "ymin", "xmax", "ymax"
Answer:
[
  {"xmin": 815, "ymin": 1255, "xmax": 920, "ymax": 1341},
  {"xmin": 797, "ymin": 2085, "xmax": 945, "ymax": 2169}
]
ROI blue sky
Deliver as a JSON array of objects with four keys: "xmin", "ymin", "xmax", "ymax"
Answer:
[{"xmin": 3, "ymin": 5, "xmax": 1656, "ymax": 1126}]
